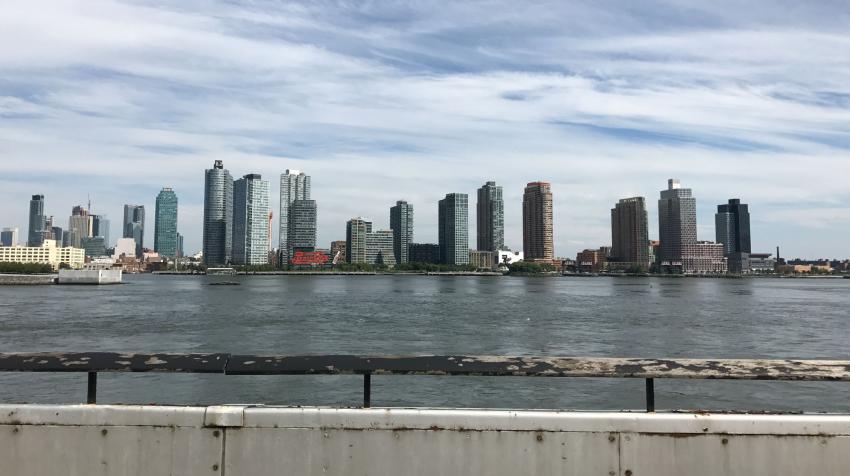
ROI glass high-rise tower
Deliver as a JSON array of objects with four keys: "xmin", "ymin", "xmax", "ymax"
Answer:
[
  {"xmin": 154, "ymin": 188, "xmax": 179, "ymax": 257},
  {"xmin": 123, "ymin": 204, "xmax": 145, "ymax": 257},
  {"xmin": 476, "ymin": 181, "xmax": 504, "ymax": 252},
  {"xmin": 438, "ymin": 193, "xmax": 469, "ymax": 265},
  {"xmin": 232, "ymin": 175, "xmax": 269, "ymax": 265},
  {"xmin": 279, "ymin": 170, "xmax": 311, "ymax": 265},
  {"xmin": 203, "ymin": 160, "xmax": 233, "ymax": 266},
  {"xmin": 390, "ymin": 200, "xmax": 414, "ymax": 264},
  {"xmin": 28, "ymin": 194, "xmax": 45, "ymax": 247}
]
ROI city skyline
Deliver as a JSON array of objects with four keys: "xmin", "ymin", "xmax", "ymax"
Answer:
[{"xmin": 1, "ymin": 3, "xmax": 849, "ymax": 257}]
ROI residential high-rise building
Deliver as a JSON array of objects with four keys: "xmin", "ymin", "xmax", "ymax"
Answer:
[
  {"xmin": 438, "ymin": 193, "xmax": 469, "ymax": 265},
  {"xmin": 657, "ymin": 179, "xmax": 697, "ymax": 271},
  {"xmin": 346, "ymin": 218, "xmax": 372, "ymax": 264},
  {"xmin": 287, "ymin": 199, "xmax": 317, "ymax": 260},
  {"xmin": 279, "ymin": 170, "xmax": 311, "ymax": 266},
  {"xmin": 610, "ymin": 197, "xmax": 650, "ymax": 270},
  {"xmin": 123, "ymin": 204, "xmax": 145, "ymax": 257},
  {"xmin": 28, "ymin": 195, "xmax": 45, "ymax": 247},
  {"xmin": 154, "ymin": 188, "xmax": 179, "ymax": 257},
  {"xmin": 716, "ymin": 198, "xmax": 751, "ymax": 274},
  {"xmin": 365, "ymin": 230, "xmax": 396, "ymax": 266},
  {"xmin": 522, "ymin": 182, "xmax": 554, "ymax": 261},
  {"xmin": 232, "ymin": 175, "xmax": 270, "ymax": 266},
  {"xmin": 68, "ymin": 206, "xmax": 91, "ymax": 249},
  {"xmin": 203, "ymin": 160, "xmax": 233, "ymax": 266},
  {"xmin": 476, "ymin": 181, "xmax": 504, "ymax": 252},
  {"xmin": 1, "ymin": 227, "xmax": 19, "ymax": 247},
  {"xmin": 91, "ymin": 215, "xmax": 110, "ymax": 247},
  {"xmin": 389, "ymin": 200, "xmax": 413, "ymax": 264}
]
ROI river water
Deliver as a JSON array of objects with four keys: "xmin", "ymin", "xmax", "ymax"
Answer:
[{"xmin": 1, "ymin": 275, "xmax": 849, "ymax": 412}]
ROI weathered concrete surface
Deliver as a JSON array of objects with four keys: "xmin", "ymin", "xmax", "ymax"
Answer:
[
  {"xmin": 0, "ymin": 273, "xmax": 55, "ymax": 285},
  {"xmin": 57, "ymin": 269, "xmax": 122, "ymax": 284},
  {"xmin": 4, "ymin": 405, "xmax": 850, "ymax": 475}
]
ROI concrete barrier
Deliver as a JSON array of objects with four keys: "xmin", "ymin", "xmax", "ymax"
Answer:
[{"xmin": 3, "ymin": 405, "xmax": 850, "ymax": 475}]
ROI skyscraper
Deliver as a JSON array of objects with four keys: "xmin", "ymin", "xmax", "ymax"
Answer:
[
  {"xmin": 123, "ymin": 204, "xmax": 145, "ymax": 257},
  {"xmin": 346, "ymin": 218, "xmax": 372, "ymax": 264},
  {"xmin": 27, "ymin": 195, "xmax": 45, "ymax": 247},
  {"xmin": 438, "ymin": 193, "xmax": 469, "ymax": 265},
  {"xmin": 389, "ymin": 200, "xmax": 414, "ymax": 264},
  {"xmin": 1, "ymin": 227, "xmax": 18, "ymax": 247},
  {"xmin": 91, "ymin": 215, "xmax": 110, "ymax": 247},
  {"xmin": 68, "ymin": 205, "xmax": 91, "ymax": 249},
  {"xmin": 657, "ymin": 179, "xmax": 697, "ymax": 268},
  {"xmin": 287, "ymin": 200, "xmax": 316, "ymax": 260},
  {"xmin": 232, "ymin": 175, "xmax": 270, "ymax": 265},
  {"xmin": 716, "ymin": 198, "xmax": 751, "ymax": 273},
  {"xmin": 279, "ymin": 170, "xmax": 311, "ymax": 265},
  {"xmin": 203, "ymin": 160, "xmax": 233, "ymax": 266},
  {"xmin": 522, "ymin": 182, "xmax": 554, "ymax": 261},
  {"xmin": 154, "ymin": 188, "xmax": 179, "ymax": 257},
  {"xmin": 611, "ymin": 197, "xmax": 650, "ymax": 270},
  {"xmin": 476, "ymin": 181, "xmax": 504, "ymax": 252}
]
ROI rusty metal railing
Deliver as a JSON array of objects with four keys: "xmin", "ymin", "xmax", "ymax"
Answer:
[{"xmin": 2, "ymin": 353, "xmax": 849, "ymax": 411}]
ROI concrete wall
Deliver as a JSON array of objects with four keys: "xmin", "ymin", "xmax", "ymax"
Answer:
[
  {"xmin": 57, "ymin": 269, "xmax": 122, "ymax": 284},
  {"xmin": 3, "ymin": 405, "xmax": 850, "ymax": 475},
  {"xmin": 0, "ymin": 274, "xmax": 55, "ymax": 285}
]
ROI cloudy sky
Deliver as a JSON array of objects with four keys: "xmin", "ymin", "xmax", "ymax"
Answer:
[{"xmin": 1, "ymin": 1, "xmax": 849, "ymax": 258}]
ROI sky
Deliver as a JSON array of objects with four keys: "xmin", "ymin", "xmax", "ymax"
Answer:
[{"xmin": 1, "ymin": 1, "xmax": 849, "ymax": 259}]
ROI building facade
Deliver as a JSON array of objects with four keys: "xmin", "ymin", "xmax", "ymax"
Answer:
[
  {"xmin": 68, "ymin": 206, "xmax": 92, "ymax": 250},
  {"xmin": 438, "ymin": 193, "xmax": 469, "ymax": 265},
  {"xmin": 681, "ymin": 242, "xmax": 727, "ymax": 274},
  {"xmin": 1, "ymin": 227, "xmax": 19, "ymax": 247},
  {"xmin": 346, "ymin": 218, "xmax": 372, "ymax": 264},
  {"xmin": 203, "ymin": 160, "xmax": 233, "ymax": 266},
  {"xmin": 232, "ymin": 175, "xmax": 270, "ymax": 265},
  {"xmin": 610, "ymin": 197, "xmax": 651, "ymax": 271},
  {"xmin": 389, "ymin": 200, "xmax": 413, "ymax": 265},
  {"xmin": 287, "ymin": 200, "xmax": 317, "ymax": 261},
  {"xmin": 522, "ymin": 182, "xmax": 554, "ymax": 261},
  {"xmin": 28, "ymin": 195, "xmax": 46, "ymax": 247},
  {"xmin": 81, "ymin": 236, "xmax": 107, "ymax": 258},
  {"xmin": 279, "ymin": 170, "xmax": 311, "ymax": 266},
  {"xmin": 657, "ymin": 179, "xmax": 697, "ymax": 273},
  {"xmin": 330, "ymin": 240, "xmax": 347, "ymax": 264},
  {"xmin": 408, "ymin": 243, "xmax": 440, "ymax": 264},
  {"xmin": 123, "ymin": 204, "xmax": 145, "ymax": 258},
  {"xmin": 469, "ymin": 250, "xmax": 496, "ymax": 270},
  {"xmin": 577, "ymin": 248, "xmax": 608, "ymax": 273},
  {"xmin": 90, "ymin": 215, "xmax": 110, "ymax": 247},
  {"xmin": 496, "ymin": 249, "xmax": 524, "ymax": 266},
  {"xmin": 476, "ymin": 181, "xmax": 504, "ymax": 252},
  {"xmin": 715, "ymin": 198, "xmax": 752, "ymax": 274},
  {"xmin": 154, "ymin": 188, "xmax": 178, "ymax": 257},
  {"xmin": 365, "ymin": 230, "xmax": 396, "ymax": 266},
  {"xmin": 0, "ymin": 239, "xmax": 84, "ymax": 270}
]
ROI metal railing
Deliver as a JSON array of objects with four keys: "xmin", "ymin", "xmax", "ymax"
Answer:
[{"xmin": 2, "ymin": 353, "xmax": 849, "ymax": 411}]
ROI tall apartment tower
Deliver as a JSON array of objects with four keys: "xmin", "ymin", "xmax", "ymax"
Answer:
[
  {"xmin": 288, "ymin": 200, "xmax": 317, "ymax": 260},
  {"xmin": 389, "ymin": 200, "xmax": 414, "ymax": 264},
  {"xmin": 68, "ymin": 205, "xmax": 92, "ymax": 249},
  {"xmin": 715, "ymin": 199, "xmax": 751, "ymax": 254},
  {"xmin": 154, "ymin": 188, "xmax": 179, "ymax": 257},
  {"xmin": 123, "ymin": 204, "xmax": 145, "ymax": 257},
  {"xmin": 27, "ymin": 194, "xmax": 45, "ymax": 246},
  {"xmin": 232, "ymin": 175, "xmax": 270, "ymax": 265},
  {"xmin": 476, "ymin": 181, "xmax": 504, "ymax": 252},
  {"xmin": 657, "ymin": 179, "xmax": 697, "ymax": 264},
  {"xmin": 203, "ymin": 160, "xmax": 233, "ymax": 266},
  {"xmin": 438, "ymin": 193, "xmax": 469, "ymax": 265},
  {"xmin": 279, "ymin": 170, "xmax": 311, "ymax": 266},
  {"xmin": 611, "ymin": 197, "xmax": 650, "ymax": 269},
  {"xmin": 522, "ymin": 182, "xmax": 554, "ymax": 261},
  {"xmin": 1, "ymin": 227, "xmax": 19, "ymax": 247},
  {"xmin": 346, "ymin": 218, "xmax": 372, "ymax": 264}
]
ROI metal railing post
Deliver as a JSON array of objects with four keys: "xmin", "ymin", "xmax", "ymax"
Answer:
[
  {"xmin": 363, "ymin": 372, "xmax": 371, "ymax": 408},
  {"xmin": 645, "ymin": 378, "xmax": 655, "ymax": 412},
  {"xmin": 87, "ymin": 372, "xmax": 97, "ymax": 404}
]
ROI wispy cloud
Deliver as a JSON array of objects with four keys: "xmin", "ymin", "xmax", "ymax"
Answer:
[{"xmin": 1, "ymin": 0, "xmax": 849, "ymax": 257}]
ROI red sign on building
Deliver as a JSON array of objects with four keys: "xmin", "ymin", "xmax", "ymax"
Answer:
[{"xmin": 290, "ymin": 251, "xmax": 329, "ymax": 266}]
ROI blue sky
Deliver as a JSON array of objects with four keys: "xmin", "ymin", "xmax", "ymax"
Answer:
[{"xmin": 1, "ymin": 1, "xmax": 849, "ymax": 258}]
